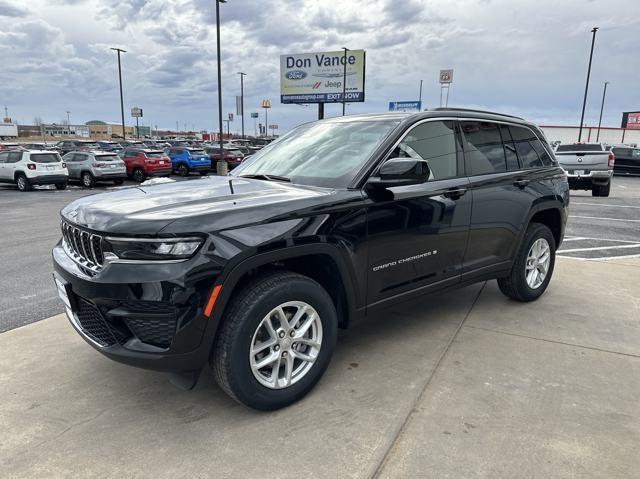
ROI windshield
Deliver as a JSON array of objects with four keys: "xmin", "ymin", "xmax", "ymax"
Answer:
[
  {"xmin": 189, "ymin": 149, "xmax": 205, "ymax": 155},
  {"xmin": 232, "ymin": 120, "xmax": 399, "ymax": 188},
  {"xmin": 556, "ymin": 144, "xmax": 603, "ymax": 152},
  {"xmin": 96, "ymin": 154, "xmax": 120, "ymax": 162}
]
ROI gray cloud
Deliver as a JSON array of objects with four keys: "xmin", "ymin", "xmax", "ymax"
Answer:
[{"xmin": 0, "ymin": 0, "xmax": 28, "ymax": 17}]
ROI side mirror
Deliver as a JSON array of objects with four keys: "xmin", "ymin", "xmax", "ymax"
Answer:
[{"xmin": 366, "ymin": 158, "xmax": 430, "ymax": 189}]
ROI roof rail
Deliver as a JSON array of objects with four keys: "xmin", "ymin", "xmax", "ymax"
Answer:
[{"xmin": 431, "ymin": 107, "xmax": 524, "ymax": 120}]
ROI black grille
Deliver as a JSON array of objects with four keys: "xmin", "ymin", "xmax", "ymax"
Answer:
[
  {"xmin": 61, "ymin": 219, "xmax": 104, "ymax": 272},
  {"xmin": 76, "ymin": 299, "xmax": 118, "ymax": 347},
  {"xmin": 125, "ymin": 315, "xmax": 176, "ymax": 348}
]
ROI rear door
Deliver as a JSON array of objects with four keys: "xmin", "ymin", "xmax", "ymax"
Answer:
[
  {"xmin": 0, "ymin": 152, "xmax": 8, "ymax": 179},
  {"xmin": 460, "ymin": 121, "xmax": 536, "ymax": 276},
  {"xmin": 366, "ymin": 119, "xmax": 471, "ymax": 307}
]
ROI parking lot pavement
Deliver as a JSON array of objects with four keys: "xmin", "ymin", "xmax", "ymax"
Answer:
[{"xmin": 2, "ymin": 257, "xmax": 638, "ymax": 478}]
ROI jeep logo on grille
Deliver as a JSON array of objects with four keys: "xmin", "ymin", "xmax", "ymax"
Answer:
[{"xmin": 285, "ymin": 70, "xmax": 307, "ymax": 80}]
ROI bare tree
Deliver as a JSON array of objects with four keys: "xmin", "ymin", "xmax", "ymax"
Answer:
[{"xmin": 33, "ymin": 116, "xmax": 43, "ymax": 126}]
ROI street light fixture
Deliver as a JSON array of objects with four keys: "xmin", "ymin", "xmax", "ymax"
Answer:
[
  {"xmin": 578, "ymin": 27, "xmax": 599, "ymax": 142},
  {"xmin": 238, "ymin": 72, "xmax": 246, "ymax": 138},
  {"xmin": 215, "ymin": 0, "xmax": 227, "ymax": 175},
  {"xmin": 110, "ymin": 47, "xmax": 127, "ymax": 141},
  {"xmin": 596, "ymin": 81, "xmax": 609, "ymax": 142},
  {"xmin": 341, "ymin": 47, "xmax": 349, "ymax": 116}
]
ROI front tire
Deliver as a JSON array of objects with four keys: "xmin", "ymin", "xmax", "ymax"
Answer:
[
  {"xmin": 177, "ymin": 164, "xmax": 189, "ymax": 177},
  {"xmin": 497, "ymin": 223, "xmax": 556, "ymax": 302},
  {"xmin": 212, "ymin": 271, "xmax": 337, "ymax": 410},
  {"xmin": 133, "ymin": 168, "xmax": 146, "ymax": 183},
  {"xmin": 55, "ymin": 182, "xmax": 67, "ymax": 190}
]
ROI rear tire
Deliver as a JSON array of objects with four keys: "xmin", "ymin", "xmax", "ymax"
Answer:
[
  {"xmin": 177, "ymin": 164, "xmax": 189, "ymax": 177},
  {"xmin": 199, "ymin": 171, "xmax": 208, "ymax": 176},
  {"xmin": 133, "ymin": 168, "xmax": 146, "ymax": 183},
  {"xmin": 81, "ymin": 172, "xmax": 95, "ymax": 188},
  {"xmin": 16, "ymin": 174, "xmax": 32, "ymax": 192},
  {"xmin": 593, "ymin": 181, "xmax": 610, "ymax": 197},
  {"xmin": 497, "ymin": 223, "xmax": 556, "ymax": 302},
  {"xmin": 55, "ymin": 182, "xmax": 67, "ymax": 190},
  {"xmin": 212, "ymin": 271, "xmax": 337, "ymax": 410}
]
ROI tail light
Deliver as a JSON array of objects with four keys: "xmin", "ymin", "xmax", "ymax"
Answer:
[
  {"xmin": 92, "ymin": 162, "xmax": 107, "ymax": 168},
  {"xmin": 608, "ymin": 153, "xmax": 615, "ymax": 168},
  {"xmin": 27, "ymin": 163, "xmax": 36, "ymax": 170},
  {"xmin": 62, "ymin": 162, "xmax": 66, "ymax": 168},
  {"xmin": 79, "ymin": 147, "xmax": 87, "ymax": 151},
  {"xmin": 145, "ymin": 159, "xmax": 157, "ymax": 164}
]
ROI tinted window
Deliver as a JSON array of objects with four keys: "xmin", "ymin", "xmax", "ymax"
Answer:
[
  {"xmin": 391, "ymin": 120, "xmax": 458, "ymax": 180},
  {"xmin": 30, "ymin": 153, "xmax": 60, "ymax": 163},
  {"xmin": 555, "ymin": 144, "xmax": 603, "ymax": 152},
  {"xmin": 510, "ymin": 126, "xmax": 543, "ymax": 168},
  {"xmin": 531, "ymin": 139, "xmax": 554, "ymax": 166},
  {"xmin": 7, "ymin": 152, "xmax": 23, "ymax": 163},
  {"xmin": 188, "ymin": 149, "xmax": 205, "ymax": 155},
  {"xmin": 145, "ymin": 152, "xmax": 164, "ymax": 158},
  {"xmin": 461, "ymin": 121, "xmax": 506, "ymax": 175},
  {"xmin": 499, "ymin": 125, "xmax": 520, "ymax": 171},
  {"xmin": 95, "ymin": 154, "xmax": 120, "ymax": 162},
  {"xmin": 612, "ymin": 148, "xmax": 631, "ymax": 157}
]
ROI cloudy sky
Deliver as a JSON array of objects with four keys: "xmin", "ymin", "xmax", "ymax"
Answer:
[{"xmin": 0, "ymin": 0, "xmax": 638, "ymax": 134}]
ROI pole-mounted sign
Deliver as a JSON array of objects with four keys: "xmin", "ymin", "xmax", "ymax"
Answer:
[
  {"xmin": 131, "ymin": 107, "xmax": 143, "ymax": 117},
  {"xmin": 439, "ymin": 69, "xmax": 453, "ymax": 84}
]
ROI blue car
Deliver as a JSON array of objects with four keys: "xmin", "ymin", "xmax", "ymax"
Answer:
[{"xmin": 167, "ymin": 147, "xmax": 211, "ymax": 176}]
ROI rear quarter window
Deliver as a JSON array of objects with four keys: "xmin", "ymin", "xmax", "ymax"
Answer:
[{"xmin": 510, "ymin": 126, "xmax": 543, "ymax": 168}]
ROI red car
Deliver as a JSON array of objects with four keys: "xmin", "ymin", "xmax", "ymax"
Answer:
[
  {"xmin": 121, "ymin": 148, "xmax": 173, "ymax": 182},
  {"xmin": 205, "ymin": 147, "xmax": 244, "ymax": 169}
]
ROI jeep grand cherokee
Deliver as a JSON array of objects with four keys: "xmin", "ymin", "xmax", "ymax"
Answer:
[{"xmin": 53, "ymin": 109, "xmax": 569, "ymax": 410}]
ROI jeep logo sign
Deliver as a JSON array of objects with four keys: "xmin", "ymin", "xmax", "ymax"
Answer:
[{"xmin": 285, "ymin": 70, "xmax": 307, "ymax": 80}]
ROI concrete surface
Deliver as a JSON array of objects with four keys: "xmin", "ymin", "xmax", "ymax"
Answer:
[{"xmin": 1, "ymin": 257, "xmax": 639, "ymax": 478}]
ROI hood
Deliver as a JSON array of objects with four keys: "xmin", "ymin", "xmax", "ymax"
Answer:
[{"xmin": 61, "ymin": 176, "xmax": 333, "ymax": 235}]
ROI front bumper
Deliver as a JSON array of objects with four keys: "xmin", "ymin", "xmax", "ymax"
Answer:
[{"xmin": 52, "ymin": 242, "xmax": 222, "ymax": 372}]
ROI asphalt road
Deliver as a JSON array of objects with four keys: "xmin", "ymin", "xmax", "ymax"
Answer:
[{"xmin": 1, "ymin": 175, "xmax": 638, "ymax": 333}]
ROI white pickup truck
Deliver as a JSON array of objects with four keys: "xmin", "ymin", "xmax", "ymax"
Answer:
[{"xmin": 553, "ymin": 143, "xmax": 614, "ymax": 197}]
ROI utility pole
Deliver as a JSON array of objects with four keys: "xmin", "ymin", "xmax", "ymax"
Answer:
[
  {"xmin": 341, "ymin": 47, "xmax": 349, "ymax": 116},
  {"xmin": 110, "ymin": 47, "xmax": 127, "ymax": 141},
  {"xmin": 238, "ymin": 72, "xmax": 246, "ymax": 138},
  {"xmin": 596, "ymin": 81, "xmax": 609, "ymax": 142},
  {"xmin": 215, "ymin": 0, "xmax": 227, "ymax": 173},
  {"xmin": 418, "ymin": 80, "xmax": 423, "ymax": 109},
  {"xmin": 66, "ymin": 110, "xmax": 70, "ymax": 125},
  {"xmin": 578, "ymin": 27, "xmax": 599, "ymax": 142}
]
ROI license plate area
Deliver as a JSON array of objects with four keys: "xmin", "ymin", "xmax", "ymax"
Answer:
[{"xmin": 573, "ymin": 170, "xmax": 585, "ymax": 176}]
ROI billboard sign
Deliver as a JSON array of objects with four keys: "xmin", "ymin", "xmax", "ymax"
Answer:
[
  {"xmin": 280, "ymin": 50, "xmax": 366, "ymax": 104},
  {"xmin": 439, "ymin": 69, "xmax": 453, "ymax": 84},
  {"xmin": 389, "ymin": 101, "xmax": 422, "ymax": 112}
]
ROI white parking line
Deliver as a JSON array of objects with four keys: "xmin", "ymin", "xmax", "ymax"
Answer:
[
  {"xmin": 570, "ymin": 215, "xmax": 640, "ymax": 223},
  {"xmin": 561, "ymin": 237, "xmax": 587, "ymax": 242},
  {"xmin": 559, "ymin": 244, "xmax": 640, "ymax": 253},
  {"xmin": 560, "ymin": 253, "xmax": 640, "ymax": 262},
  {"xmin": 572, "ymin": 202, "xmax": 640, "ymax": 209},
  {"xmin": 561, "ymin": 236, "xmax": 640, "ymax": 244}
]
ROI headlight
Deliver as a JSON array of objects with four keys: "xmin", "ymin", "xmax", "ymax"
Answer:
[{"xmin": 105, "ymin": 237, "xmax": 203, "ymax": 261}]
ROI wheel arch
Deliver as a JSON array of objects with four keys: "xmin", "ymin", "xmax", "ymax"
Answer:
[
  {"xmin": 211, "ymin": 245, "xmax": 362, "ymax": 336},
  {"xmin": 528, "ymin": 206, "xmax": 563, "ymax": 248}
]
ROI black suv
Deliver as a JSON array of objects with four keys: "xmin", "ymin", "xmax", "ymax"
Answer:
[{"xmin": 53, "ymin": 109, "xmax": 569, "ymax": 410}]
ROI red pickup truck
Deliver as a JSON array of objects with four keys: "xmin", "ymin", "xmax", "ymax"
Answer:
[{"xmin": 122, "ymin": 148, "xmax": 173, "ymax": 182}]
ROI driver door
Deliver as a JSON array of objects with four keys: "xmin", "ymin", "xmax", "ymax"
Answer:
[{"xmin": 365, "ymin": 120, "xmax": 472, "ymax": 308}]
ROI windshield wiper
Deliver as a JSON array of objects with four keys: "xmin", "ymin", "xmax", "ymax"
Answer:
[{"xmin": 239, "ymin": 174, "xmax": 291, "ymax": 182}]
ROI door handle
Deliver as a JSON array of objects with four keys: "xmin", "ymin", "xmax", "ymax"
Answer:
[
  {"xmin": 443, "ymin": 187, "xmax": 467, "ymax": 199},
  {"xmin": 513, "ymin": 178, "xmax": 530, "ymax": 189}
]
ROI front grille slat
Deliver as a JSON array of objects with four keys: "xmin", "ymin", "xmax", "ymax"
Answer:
[{"xmin": 61, "ymin": 219, "xmax": 104, "ymax": 273}]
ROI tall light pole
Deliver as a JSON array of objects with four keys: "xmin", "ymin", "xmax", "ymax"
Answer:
[
  {"xmin": 596, "ymin": 81, "xmax": 609, "ymax": 142},
  {"xmin": 110, "ymin": 47, "xmax": 127, "ymax": 141},
  {"xmin": 578, "ymin": 27, "xmax": 599, "ymax": 142},
  {"xmin": 215, "ymin": 0, "xmax": 227, "ymax": 173},
  {"xmin": 341, "ymin": 47, "xmax": 349, "ymax": 116},
  {"xmin": 66, "ymin": 110, "xmax": 70, "ymax": 125},
  {"xmin": 237, "ymin": 72, "xmax": 246, "ymax": 138},
  {"xmin": 418, "ymin": 80, "xmax": 423, "ymax": 109}
]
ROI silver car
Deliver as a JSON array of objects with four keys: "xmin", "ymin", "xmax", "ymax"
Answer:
[{"xmin": 62, "ymin": 150, "xmax": 127, "ymax": 187}]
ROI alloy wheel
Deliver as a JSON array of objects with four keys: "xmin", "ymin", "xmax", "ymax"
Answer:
[
  {"xmin": 525, "ymin": 238, "xmax": 551, "ymax": 289},
  {"xmin": 17, "ymin": 176, "xmax": 26, "ymax": 190},
  {"xmin": 249, "ymin": 301, "xmax": 323, "ymax": 389}
]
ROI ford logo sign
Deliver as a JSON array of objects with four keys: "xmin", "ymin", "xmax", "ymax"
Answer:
[{"xmin": 286, "ymin": 70, "xmax": 307, "ymax": 80}]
